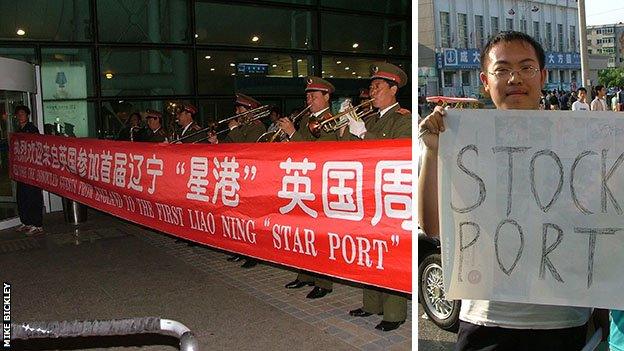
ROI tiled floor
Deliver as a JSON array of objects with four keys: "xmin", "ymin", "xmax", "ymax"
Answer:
[{"xmin": 127, "ymin": 223, "xmax": 412, "ymax": 351}]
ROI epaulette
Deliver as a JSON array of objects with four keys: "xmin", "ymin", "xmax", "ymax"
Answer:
[{"xmin": 397, "ymin": 108, "xmax": 411, "ymax": 115}]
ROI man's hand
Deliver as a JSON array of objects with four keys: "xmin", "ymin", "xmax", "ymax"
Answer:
[
  {"xmin": 228, "ymin": 119, "xmax": 240, "ymax": 130},
  {"xmin": 277, "ymin": 117, "xmax": 295, "ymax": 136},
  {"xmin": 418, "ymin": 106, "xmax": 447, "ymax": 151},
  {"xmin": 207, "ymin": 131, "xmax": 218, "ymax": 144},
  {"xmin": 348, "ymin": 116, "xmax": 366, "ymax": 138}
]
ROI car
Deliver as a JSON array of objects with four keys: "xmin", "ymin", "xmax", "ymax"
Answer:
[{"xmin": 418, "ymin": 230, "xmax": 461, "ymax": 332}]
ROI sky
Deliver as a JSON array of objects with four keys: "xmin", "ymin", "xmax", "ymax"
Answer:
[{"xmin": 585, "ymin": 0, "xmax": 624, "ymax": 25}]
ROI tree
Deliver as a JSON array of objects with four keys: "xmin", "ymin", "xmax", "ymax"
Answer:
[{"xmin": 598, "ymin": 67, "xmax": 624, "ymax": 88}]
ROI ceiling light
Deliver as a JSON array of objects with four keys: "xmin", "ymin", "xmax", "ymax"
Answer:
[
  {"xmin": 195, "ymin": 34, "xmax": 199, "ymax": 38},
  {"xmin": 336, "ymin": 61, "xmax": 342, "ymax": 64},
  {"xmin": 297, "ymin": 59, "xmax": 302, "ymax": 62},
  {"xmin": 16, "ymin": 29, "xmax": 25, "ymax": 36},
  {"xmin": 352, "ymin": 72, "xmax": 356, "ymax": 75},
  {"xmin": 329, "ymin": 75, "xmax": 334, "ymax": 78},
  {"xmin": 205, "ymin": 55, "xmax": 211, "ymax": 59},
  {"xmin": 105, "ymin": 73, "xmax": 113, "ymax": 79},
  {"xmin": 229, "ymin": 63, "xmax": 235, "ymax": 67},
  {"xmin": 287, "ymin": 70, "xmax": 292, "ymax": 73},
  {"xmin": 272, "ymin": 64, "xmax": 277, "ymax": 67},
  {"xmin": 298, "ymin": 74, "xmax": 303, "ymax": 77},
  {"xmin": 357, "ymin": 76, "xmax": 361, "ymax": 78},
  {"xmin": 352, "ymin": 43, "xmax": 359, "ymax": 48},
  {"xmin": 389, "ymin": 46, "xmax": 394, "ymax": 50},
  {"xmin": 210, "ymin": 68, "xmax": 215, "ymax": 71},
  {"xmin": 322, "ymin": 70, "xmax": 325, "ymax": 74},
  {"xmin": 231, "ymin": 73, "xmax": 236, "ymax": 76},
  {"xmin": 253, "ymin": 57, "xmax": 259, "ymax": 61},
  {"xmin": 251, "ymin": 35, "xmax": 260, "ymax": 42},
  {"xmin": 345, "ymin": 67, "xmax": 350, "ymax": 70}
]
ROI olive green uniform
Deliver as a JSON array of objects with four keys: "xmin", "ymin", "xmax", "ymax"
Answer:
[
  {"xmin": 174, "ymin": 122, "xmax": 205, "ymax": 144},
  {"xmin": 360, "ymin": 103, "xmax": 411, "ymax": 323},
  {"xmin": 226, "ymin": 121, "xmax": 266, "ymax": 143},
  {"xmin": 290, "ymin": 108, "xmax": 339, "ymax": 142},
  {"xmin": 142, "ymin": 127, "xmax": 168, "ymax": 143}
]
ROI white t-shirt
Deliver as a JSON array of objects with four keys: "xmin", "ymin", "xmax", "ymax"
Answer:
[
  {"xmin": 571, "ymin": 100, "xmax": 590, "ymax": 111},
  {"xmin": 460, "ymin": 299, "xmax": 591, "ymax": 329}
]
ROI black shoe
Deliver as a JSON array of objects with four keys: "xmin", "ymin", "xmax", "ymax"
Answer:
[
  {"xmin": 375, "ymin": 320, "xmax": 405, "ymax": 332},
  {"xmin": 306, "ymin": 287, "xmax": 332, "ymax": 299},
  {"xmin": 241, "ymin": 259, "xmax": 257, "ymax": 268},
  {"xmin": 284, "ymin": 280, "xmax": 312, "ymax": 289},
  {"xmin": 227, "ymin": 255, "xmax": 243, "ymax": 262},
  {"xmin": 349, "ymin": 308, "xmax": 373, "ymax": 317}
]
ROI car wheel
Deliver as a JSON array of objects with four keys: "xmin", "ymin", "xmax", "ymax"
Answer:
[{"xmin": 418, "ymin": 253, "xmax": 460, "ymax": 332}]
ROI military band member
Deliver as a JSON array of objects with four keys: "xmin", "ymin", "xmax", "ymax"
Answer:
[
  {"xmin": 173, "ymin": 102, "xmax": 204, "ymax": 144},
  {"xmin": 280, "ymin": 77, "xmax": 336, "ymax": 299},
  {"xmin": 278, "ymin": 76, "xmax": 339, "ymax": 142},
  {"xmin": 347, "ymin": 62, "xmax": 411, "ymax": 332},
  {"xmin": 117, "ymin": 112, "xmax": 143, "ymax": 141},
  {"xmin": 141, "ymin": 109, "xmax": 168, "ymax": 143}
]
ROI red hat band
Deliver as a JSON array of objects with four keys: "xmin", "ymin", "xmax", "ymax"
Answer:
[
  {"xmin": 373, "ymin": 71, "xmax": 401, "ymax": 84},
  {"xmin": 306, "ymin": 83, "xmax": 330, "ymax": 92}
]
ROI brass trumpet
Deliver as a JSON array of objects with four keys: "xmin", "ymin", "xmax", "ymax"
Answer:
[
  {"xmin": 307, "ymin": 98, "xmax": 376, "ymax": 138},
  {"xmin": 169, "ymin": 105, "xmax": 271, "ymax": 144},
  {"xmin": 256, "ymin": 105, "xmax": 311, "ymax": 142}
]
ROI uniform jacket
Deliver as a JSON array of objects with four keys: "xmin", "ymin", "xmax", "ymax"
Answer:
[
  {"xmin": 363, "ymin": 104, "xmax": 411, "ymax": 140},
  {"xmin": 290, "ymin": 109, "xmax": 339, "ymax": 142},
  {"xmin": 226, "ymin": 120, "xmax": 266, "ymax": 143},
  {"xmin": 175, "ymin": 122, "xmax": 205, "ymax": 143}
]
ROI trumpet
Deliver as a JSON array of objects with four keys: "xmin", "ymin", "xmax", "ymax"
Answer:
[
  {"xmin": 307, "ymin": 99, "xmax": 376, "ymax": 138},
  {"xmin": 256, "ymin": 105, "xmax": 311, "ymax": 142},
  {"xmin": 169, "ymin": 105, "xmax": 272, "ymax": 144}
]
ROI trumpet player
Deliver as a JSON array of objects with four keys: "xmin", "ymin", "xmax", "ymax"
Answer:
[
  {"xmin": 348, "ymin": 62, "xmax": 411, "ymax": 332},
  {"xmin": 277, "ymin": 76, "xmax": 339, "ymax": 142},
  {"xmin": 208, "ymin": 93, "xmax": 266, "ymax": 145},
  {"xmin": 173, "ymin": 102, "xmax": 204, "ymax": 144}
]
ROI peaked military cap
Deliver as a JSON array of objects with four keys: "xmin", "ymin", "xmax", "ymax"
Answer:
[
  {"xmin": 145, "ymin": 109, "xmax": 162, "ymax": 119},
  {"xmin": 235, "ymin": 93, "xmax": 262, "ymax": 109},
  {"xmin": 178, "ymin": 102, "xmax": 198, "ymax": 115},
  {"xmin": 370, "ymin": 62, "xmax": 408, "ymax": 88},
  {"xmin": 305, "ymin": 76, "xmax": 335, "ymax": 93}
]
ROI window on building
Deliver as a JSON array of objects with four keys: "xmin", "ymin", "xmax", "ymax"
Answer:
[
  {"xmin": 506, "ymin": 18, "xmax": 513, "ymax": 31},
  {"xmin": 320, "ymin": 0, "xmax": 409, "ymax": 15},
  {"xmin": 491, "ymin": 16, "xmax": 499, "ymax": 37},
  {"xmin": 588, "ymin": 49, "xmax": 592, "ymax": 54},
  {"xmin": 533, "ymin": 21, "xmax": 540, "ymax": 44},
  {"xmin": 461, "ymin": 71, "xmax": 471, "ymax": 86},
  {"xmin": 587, "ymin": 39, "xmax": 592, "ymax": 46},
  {"xmin": 444, "ymin": 71, "xmax": 454, "ymax": 87},
  {"xmin": 99, "ymin": 48, "xmax": 192, "ymax": 97},
  {"xmin": 570, "ymin": 25, "xmax": 576, "ymax": 52},
  {"xmin": 546, "ymin": 23, "xmax": 552, "ymax": 51},
  {"xmin": 558, "ymin": 24, "xmax": 564, "ymax": 52},
  {"xmin": 440, "ymin": 12, "xmax": 451, "ymax": 47},
  {"xmin": 458, "ymin": 13, "xmax": 468, "ymax": 49},
  {"xmin": 559, "ymin": 70, "xmax": 566, "ymax": 84},
  {"xmin": 98, "ymin": 0, "xmax": 189, "ymax": 43},
  {"xmin": 548, "ymin": 70, "xmax": 554, "ymax": 83},
  {"xmin": 475, "ymin": 15, "xmax": 484, "ymax": 48},
  {"xmin": 520, "ymin": 19, "xmax": 527, "ymax": 34},
  {"xmin": 322, "ymin": 13, "xmax": 409, "ymax": 54},
  {"xmin": 196, "ymin": 2, "xmax": 314, "ymax": 50},
  {"xmin": 0, "ymin": 47, "xmax": 37, "ymax": 64},
  {"xmin": 597, "ymin": 29, "xmax": 602, "ymax": 35},
  {"xmin": 606, "ymin": 27, "xmax": 614, "ymax": 34},
  {"xmin": 571, "ymin": 71, "xmax": 577, "ymax": 84}
]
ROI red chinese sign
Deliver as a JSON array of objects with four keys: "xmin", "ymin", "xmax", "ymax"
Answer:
[{"xmin": 9, "ymin": 134, "xmax": 412, "ymax": 293}]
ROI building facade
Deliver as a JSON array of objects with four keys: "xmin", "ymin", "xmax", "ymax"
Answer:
[
  {"xmin": 587, "ymin": 23, "xmax": 624, "ymax": 68},
  {"xmin": 0, "ymin": 0, "xmax": 411, "ymax": 139},
  {"xmin": 419, "ymin": 0, "xmax": 581, "ymax": 97}
]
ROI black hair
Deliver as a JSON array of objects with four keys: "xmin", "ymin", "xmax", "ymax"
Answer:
[
  {"xmin": 480, "ymin": 31, "xmax": 545, "ymax": 71},
  {"xmin": 14, "ymin": 105, "xmax": 30, "ymax": 115},
  {"xmin": 595, "ymin": 85, "xmax": 604, "ymax": 93},
  {"xmin": 577, "ymin": 87, "xmax": 587, "ymax": 93}
]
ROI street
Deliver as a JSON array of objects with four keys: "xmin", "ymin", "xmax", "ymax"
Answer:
[{"xmin": 417, "ymin": 303, "xmax": 456, "ymax": 351}]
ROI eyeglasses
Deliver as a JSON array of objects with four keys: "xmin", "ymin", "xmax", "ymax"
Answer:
[{"xmin": 488, "ymin": 67, "xmax": 540, "ymax": 81}]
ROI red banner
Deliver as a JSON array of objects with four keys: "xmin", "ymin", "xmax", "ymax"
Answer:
[{"xmin": 9, "ymin": 134, "xmax": 412, "ymax": 293}]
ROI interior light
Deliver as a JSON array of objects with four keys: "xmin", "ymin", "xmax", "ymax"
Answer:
[
  {"xmin": 210, "ymin": 68, "xmax": 215, "ymax": 71},
  {"xmin": 352, "ymin": 72, "xmax": 356, "ymax": 75},
  {"xmin": 251, "ymin": 35, "xmax": 260, "ymax": 42},
  {"xmin": 105, "ymin": 73, "xmax": 113, "ymax": 79},
  {"xmin": 357, "ymin": 76, "xmax": 362, "ymax": 78},
  {"xmin": 298, "ymin": 74, "xmax": 303, "ymax": 77},
  {"xmin": 389, "ymin": 46, "xmax": 394, "ymax": 50},
  {"xmin": 253, "ymin": 57, "xmax": 259, "ymax": 61},
  {"xmin": 272, "ymin": 64, "xmax": 277, "ymax": 67},
  {"xmin": 345, "ymin": 67, "xmax": 350, "ymax": 70},
  {"xmin": 287, "ymin": 70, "xmax": 292, "ymax": 73},
  {"xmin": 329, "ymin": 75, "xmax": 334, "ymax": 78},
  {"xmin": 231, "ymin": 73, "xmax": 236, "ymax": 76},
  {"xmin": 297, "ymin": 59, "xmax": 302, "ymax": 62},
  {"xmin": 16, "ymin": 29, "xmax": 26, "ymax": 36},
  {"xmin": 352, "ymin": 43, "xmax": 359, "ymax": 48},
  {"xmin": 195, "ymin": 34, "xmax": 199, "ymax": 38},
  {"xmin": 321, "ymin": 70, "xmax": 325, "ymax": 74},
  {"xmin": 205, "ymin": 55, "xmax": 211, "ymax": 59},
  {"xmin": 336, "ymin": 61, "xmax": 342, "ymax": 64},
  {"xmin": 229, "ymin": 63, "xmax": 235, "ymax": 67}
]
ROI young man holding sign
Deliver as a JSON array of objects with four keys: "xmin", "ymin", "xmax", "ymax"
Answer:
[{"xmin": 419, "ymin": 31, "xmax": 602, "ymax": 350}]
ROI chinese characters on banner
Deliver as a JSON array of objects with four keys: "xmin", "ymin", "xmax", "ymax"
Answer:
[{"xmin": 9, "ymin": 134, "xmax": 412, "ymax": 293}]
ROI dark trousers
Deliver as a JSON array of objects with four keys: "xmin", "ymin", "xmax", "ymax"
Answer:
[
  {"xmin": 455, "ymin": 320, "xmax": 587, "ymax": 351},
  {"xmin": 17, "ymin": 181, "xmax": 43, "ymax": 227}
]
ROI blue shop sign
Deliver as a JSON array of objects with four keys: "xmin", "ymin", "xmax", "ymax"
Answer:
[
  {"xmin": 436, "ymin": 49, "xmax": 581, "ymax": 70},
  {"xmin": 237, "ymin": 63, "xmax": 269, "ymax": 75}
]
